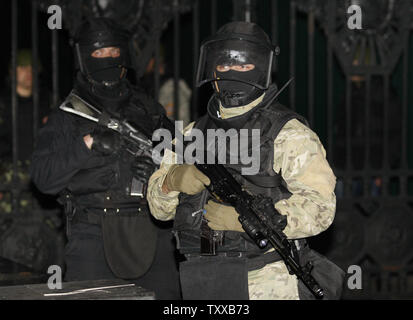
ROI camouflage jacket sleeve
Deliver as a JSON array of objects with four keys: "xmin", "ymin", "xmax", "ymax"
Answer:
[
  {"xmin": 273, "ymin": 119, "xmax": 337, "ymax": 239},
  {"xmin": 147, "ymin": 122, "xmax": 196, "ymax": 221}
]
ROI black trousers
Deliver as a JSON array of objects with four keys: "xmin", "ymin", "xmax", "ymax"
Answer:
[{"xmin": 64, "ymin": 222, "xmax": 182, "ymax": 300}]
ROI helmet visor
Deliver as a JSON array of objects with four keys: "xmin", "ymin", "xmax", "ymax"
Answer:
[
  {"xmin": 75, "ymin": 27, "xmax": 133, "ymax": 73},
  {"xmin": 196, "ymin": 38, "xmax": 274, "ymax": 89},
  {"xmin": 76, "ymin": 41, "xmax": 133, "ymax": 74}
]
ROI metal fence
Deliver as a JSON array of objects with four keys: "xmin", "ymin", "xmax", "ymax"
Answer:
[
  {"xmin": 287, "ymin": 0, "xmax": 413, "ymax": 299},
  {"xmin": 0, "ymin": 0, "xmax": 65, "ymax": 280},
  {"xmin": 1, "ymin": 0, "xmax": 413, "ymax": 298}
]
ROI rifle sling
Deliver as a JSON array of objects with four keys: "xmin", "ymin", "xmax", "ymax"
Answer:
[{"xmin": 226, "ymin": 166, "xmax": 284, "ymax": 188}]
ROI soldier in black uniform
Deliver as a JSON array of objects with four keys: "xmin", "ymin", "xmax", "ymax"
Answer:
[{"xmin": 30, "ymin": 17, "xmax": 181, "ymax": 299}]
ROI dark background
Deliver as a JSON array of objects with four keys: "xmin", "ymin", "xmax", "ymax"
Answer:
[{"xmin": 1, "ymin": 0, "xmax": 412, "ymax": 148}]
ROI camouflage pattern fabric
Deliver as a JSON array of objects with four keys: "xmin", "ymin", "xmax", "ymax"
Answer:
[
  {"xmin": 147, "ymin": 102, "xmax": 336, "ymax": 300},
  {"xmin": 273, "ymin": 119, "xmax": 336, "ymax": 239},
  {"xmin": 0, "ymin": 160, "xmax": 32, "ymax": 214},
  {"xmin": 248, "ymin": 259, "xmax": 299, "ymax": 300}
]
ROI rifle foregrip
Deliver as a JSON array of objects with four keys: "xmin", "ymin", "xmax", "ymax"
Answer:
[{"xmin": 238, "ymin": 215, "xmax": 268, "ymax": 249}]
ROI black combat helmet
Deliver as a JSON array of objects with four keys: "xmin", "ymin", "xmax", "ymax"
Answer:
[
  {"xmin": 74, "ymin": 17, "xmax": 132, "ymax": 87},
  {"xmin": 196, "ymin": 21, "xmax": 279, "ymax": 108}
]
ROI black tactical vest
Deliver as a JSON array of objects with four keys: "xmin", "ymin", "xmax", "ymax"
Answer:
[
  {"xmin": 173, "ymin": 91, "xmax": 309, "ymax": 257},
  {"xmin": 67, "ymin": 82, "xmax": 164, "ymax": 215},
  {"xmin": 60, "ymin": 78, "xmax": 166, "ymax": 279}
]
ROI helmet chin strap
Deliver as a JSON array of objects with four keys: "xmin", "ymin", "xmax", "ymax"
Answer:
[
  {"xmin": 214, "ymin": 80, "xmax": 264, "ymax": 108},
  {"xmin": 213, "ymin": 70, "xmax": 265, "ymax": 108}
]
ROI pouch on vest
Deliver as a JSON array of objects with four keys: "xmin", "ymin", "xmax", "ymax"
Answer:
[
  {"xmin": 297, "ymin": 247, "xmax": 345, "ymax": 300},
  {"xmin": 100, "ymin": 210, "xmax": 158, "ymax": 279},
  {"xmin": 180, "ymin": 255, "xmax": 249, "ymax": 300}
]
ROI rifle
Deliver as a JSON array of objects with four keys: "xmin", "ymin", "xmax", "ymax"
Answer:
[
  {"xmin": 195, "ymin": 162, "xmax": 324, "ymax": 299},
  {"xmin": 60, "ymin": 91, "xmax": 155, "ymax": 155},
  {"xmin": 59, "ymin": 91, "xmax": 161, "ymax": 197}
]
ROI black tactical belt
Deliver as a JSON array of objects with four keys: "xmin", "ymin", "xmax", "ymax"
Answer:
[
  {"xmin": 176, "ymin": 229, "xmax": 267, "ymax": 254},
  {"xmin": 176, "ymin": 230, "xmax": 283, "ymax": 271},
  {"xmin": 73, "ymin": 206, "xmax": 147, "ymax": 225}
]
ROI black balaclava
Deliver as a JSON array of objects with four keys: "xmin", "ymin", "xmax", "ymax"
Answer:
[
  {"xmin": 196, "ymin": 22, "xmax": 277, "ymax": 108},
  {"xmin": 214, "ymin": 68, "xmax": 266, "ymax": 108},
  {"xmin": 74, "ymin": 17, "xmax": 131, "ymax": 90}
]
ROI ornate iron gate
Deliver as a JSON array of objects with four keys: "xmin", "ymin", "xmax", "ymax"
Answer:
[{"xmin": 290, "ymin": 0, "xmax": 413, "ymax": 299}]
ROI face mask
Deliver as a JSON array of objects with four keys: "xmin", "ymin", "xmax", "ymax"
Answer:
[
  {"xmin": 89, "ymin": 66, "xmax": 124, "ymax": 83},
  {"xmin": 214, "ymin": 69, "xmax": 264, "ymax": 108},
  {"xmin": 84, "ymin": 56, "xmax": 124, "ymax": 84}
]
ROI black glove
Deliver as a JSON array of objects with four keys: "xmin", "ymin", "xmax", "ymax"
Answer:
[
  {"xmin": 131, "ymin": 156, "xmax": 158, "ymax": 183},
  {"xmin": 67, "ymin": 164, "xmax": 117, "ymax": 195},
  {"xmin": 91, "ymin": 129, "xmax": 122, "ymax": 156}
]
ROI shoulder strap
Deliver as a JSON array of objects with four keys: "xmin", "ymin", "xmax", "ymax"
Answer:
[
  {"xmin": 263, "ymin": 103, "xmax": 309, "ymax": 142},
  {"xmin": 225, "ymin": 166, "xmax": 283, "ymax": 188}
]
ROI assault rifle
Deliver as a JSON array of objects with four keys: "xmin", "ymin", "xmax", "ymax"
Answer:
[
  {"xmin": 59, "ymin": 91, "xmax": 162, "ymax": 197},
  {"xmin": 195, "ymin": 162, "xmax": 325, "ymax": 299},
  {"xmin": 60, "ymin": 91, "xmax": 154, "ymax": 157}
]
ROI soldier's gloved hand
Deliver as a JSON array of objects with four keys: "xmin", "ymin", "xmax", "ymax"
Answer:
[
  {"xmin": 67, "ymin": 164, "xmax": 116, "ymax": 195},
  {"xmin": 91, "ymin": 129, "xmax": 122, "ymax": 156},
  {"xmin": 204, "ymin": 200, "xmax": 244, "ymax": 232},
  {"xmin": 163, "ymin": 164, "xmax": 210, "ymax": 195},
  {"xmin": 131, "ymin": 156, "xmax": 157, "ymax": 183}
]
